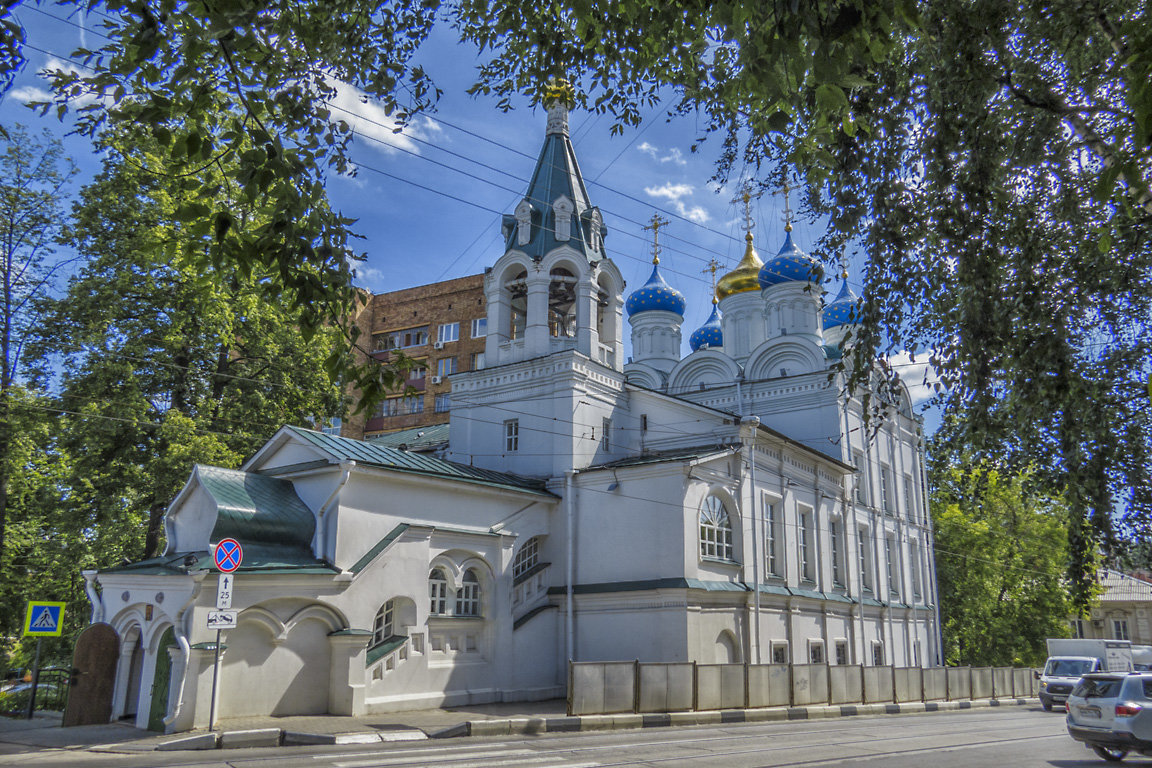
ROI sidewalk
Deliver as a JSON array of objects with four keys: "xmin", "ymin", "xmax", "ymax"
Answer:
[{"xmin": 0, "ymin": 697, "xmax": 1038, "ymax": 754}]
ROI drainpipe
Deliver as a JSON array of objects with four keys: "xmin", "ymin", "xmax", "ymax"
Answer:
[
  {"xmin": 566, "ymin": 470, "xmax": 576, "ymax": 664},
  {"xmin": 745, "ymin": 417, "xmax": 761, "ymax": 664},
  {"xmin": 316, "ymin": 461, "xmax": 355, "ymax": 562},
  {"xmin": 162, "ymin": 570, "xmax": 207, "ymax": 728}
]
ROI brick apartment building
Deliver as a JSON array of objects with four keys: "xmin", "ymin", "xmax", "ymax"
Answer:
[{"xmin": 344, "ymin": 273, "xmax": 488, "ymax": 439}]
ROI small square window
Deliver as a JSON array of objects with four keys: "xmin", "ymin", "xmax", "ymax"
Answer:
[
  {"xmin": 471, "ymin": 318, "xmax": 487, "ymax": 338},
  {"xmin": 772, "ymin": 643, "xmax": 789, "ymax": 665},
  {"xmin": 471, "ymin": 351, "xmax": 485, "ymax": 370}
]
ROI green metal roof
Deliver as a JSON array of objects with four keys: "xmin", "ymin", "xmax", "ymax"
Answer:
[
  {"xmin": 284, "ymin": 427, "xmax": 555, "ymax": 497},
  {"xmin": 350, "ymin": 523, "xmax": 410, "ymax": 575},
  {"xmin": 197, "ymin": 465, "xmax": 315, "ymax": 550},
  {"xmin": 585, "ymin": 445, "xmax": 739, "ymax": 472},
  {"xmin": 366, "ymin": 423, "xmax": 450, "ymax": 452}
]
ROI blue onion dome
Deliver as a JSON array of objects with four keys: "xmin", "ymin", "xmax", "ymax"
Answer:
[
  {"xmin": 626, "ymin": 261, "xmax": 686, "ymax": 317},
  {"xmin": 823, "ymin": 279, "xmax": 862, "ymax": 330},
  {"xmin": 689, "ymin": 301, "xmax": 723, "ymax": 352},
  {"xmin": 758, "ymin": 230, "xmax": 824, "ymax": 288}
]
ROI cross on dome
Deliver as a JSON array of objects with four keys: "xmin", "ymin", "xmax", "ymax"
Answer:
[
  {"xmin": 773, "ymin": 178, "xmax": 795, "ymax": 232},
  {"xmin": 702, "ymin": 257, "xmax": 721, "ymax": 304},
  {"xmin": 643, "ymin": 213, "xmax": 670, "ymax": 264},
  {"xmin": 731, "ymin": 182, "xmax": 759, "ymax": 236}
]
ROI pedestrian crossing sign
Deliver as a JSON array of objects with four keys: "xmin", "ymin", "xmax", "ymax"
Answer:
[{"xmin": 23, "ymin": 601, "xmax": 66, "ymax": 637}]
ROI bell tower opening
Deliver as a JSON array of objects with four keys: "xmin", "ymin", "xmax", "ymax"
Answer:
[{"xmin": 548, "ymin": 268, "xmax": 577, "ymax": 338}]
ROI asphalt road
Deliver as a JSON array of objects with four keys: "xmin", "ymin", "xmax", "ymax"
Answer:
[{"xmin": 0, "ymin": 706, "xmax": 1124, "ymax": 768}]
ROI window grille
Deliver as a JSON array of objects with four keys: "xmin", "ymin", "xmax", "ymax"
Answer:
[{"xmin": 699, "ymin": 496, "xmax": 733, "ymax": 561}]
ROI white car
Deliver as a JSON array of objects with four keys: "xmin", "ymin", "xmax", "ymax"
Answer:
[{"xmin": 1066, "ymin": 672, "xmax": 1152, "ymax": 762}]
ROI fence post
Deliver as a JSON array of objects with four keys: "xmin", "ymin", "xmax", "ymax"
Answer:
[
  {"xmin": 566, "ymin": 660, "xmax": 574, "ymax": 716},
  {"xmin": 744, "ymin": 662, "xmax": 751, "ymax": 709},
  {"xmin": 692, "ymin": 661, "xmax": 699, "ymax": 712},
  {"xmin": 633, "ymin": 660, "xmax": 640, "ymax": 714}
]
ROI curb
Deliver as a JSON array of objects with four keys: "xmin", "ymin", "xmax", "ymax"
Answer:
[
  {"xmin": 152, "ymin": 697, "xmax": 1039, "ymax": 751},
  {"xmin": 457, "ymin": 697, "xmax": 1039, "ymax": 738}
]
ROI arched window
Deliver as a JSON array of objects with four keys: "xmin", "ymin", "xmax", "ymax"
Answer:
[
  {"xmin": 429, "ymin": 568, "xmax": 448, "ymax": 615},
  {"xmin": 699, "ymin": 495, "xmax": 733, "ymax": 560},
  {"xmin": 548, "ymin": 268, "xmax": 577, "ymax": 338},
  {"xmin": 373, "ymin": 599, "xmax": 395, "ymax": 646},
  {"xmin": 506, "ymin": 269, "xmax": 527, "ymax": 340},
  {"xmin": 513, "ymin": 537, "xmax": 540, "ymax": 580},
  {"xmin": 455, "ymin": 570, "xmax": 481, "ymax": 616}
]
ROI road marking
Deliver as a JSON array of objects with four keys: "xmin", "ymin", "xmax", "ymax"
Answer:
[{"xmin": 332, "ymin": 748, "xmax": 538, "ymax": 767}]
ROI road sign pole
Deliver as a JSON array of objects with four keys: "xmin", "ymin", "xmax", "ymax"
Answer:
[
  {"xmin": 24, "ymin": 638, "xmax": 41, "ymax": 720},
  {"xmin": 208, "ymin": 629, "xmax": 221, "ymax": 730}
]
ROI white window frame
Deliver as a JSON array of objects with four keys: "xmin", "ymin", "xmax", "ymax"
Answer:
[
  {"xmin": 858, "ymin": 526, "xmax": 872, "ymax": 592},
  {"xmin": 434, "ymin": 393, "xmax": 451, "ymax": 413},
  {"xmin": 455, "ymin": 570, "xmax": 481, "ymax": 617},
  {"xmin": 470, "ymin": 351, "xmax": 485, "ymax": 370},
  {"xmin": 835, "ymin": 640, "xmax": 849, "ymax": 666},
  {"xmin": 798, "ymin": 508, "xmax": 813, "ymax": 582},
  {"xmin": 372, "ymin": 599, "xmax": 395, "ymax": 646},
  {"xmin": 429, "ymin": 569, "xmax": 448, "ymax": 615},
  {"xmin": 513, "ymin": 537, "xmax": 540, "ymax": 580},
  {"xmin": 471, "ymin": 317, "xmax": 487, "ymax": 338},
  {"xmin": 505, "ymin": 419, "xmax": 519, "ymax": 452},
  {"xmin": 601, "ymin": 417, "xmax": 612, "ymax": 451},
  {"xmin": 764, "ymin": 497, "xmax": 780, "ymax": 577},
  {"xmin": 880, "ymin": 465, "xmax": 892, "ymax": 514},
  {"xmin": 771, "ymin": 642, "xmax": 789, "ymax": 665},
  {"xmin": 699, "ymin": 495, "xmax": 734, "ymax": 561},
  {"xmin": 437, "ymin": 322, "xmax": 459, "ymax": 343},
  {"xmin": 1114, "ymin": 618, "xmax": 1130, "ymax": 641},
  {"xmin": 872, "ymin": 642, "xmax": 885, "ymax": 666},
  {"xmin": 809, "ymin": 640, "xmax": 825, "ymax": 665},
  {"xmin": 886, "ymin": 535, "xmax": 900, "ymax": 598},
  {"xmin": 853, "ymin": 451, "xmax": 868, "ymax": 505},
  {"xmin": 830, "ymin": 519, "xmax": 843, "ymax": 587}
]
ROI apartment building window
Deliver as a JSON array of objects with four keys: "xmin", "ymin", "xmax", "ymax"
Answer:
[
  {"xmin": 809, "ymin": 641, "xmax": 825, "ymax": 664},
  {"xmin": 772, "ymin": 642, "xmax": 789, "ymax": 665},
  {"xmin": 853, "ymin": 451, "xmax": 867, "ymax": 505},
  {"xmin": 601, "ymin": 418, "xmax": 612, "ymax": 451},
  {"xmin": 434, "ymin": 394, "xmax": 451, "ymax": 413},
  {"xmin": 471, "ymin": 351, "xmax": 485, "ymax": 370},
  {"xmin": 799, "ymin": 509, "xmax": 814, "ymax": 582},
  {"xmin": 764, "ymin": 498, "xmax": 780, "ymax": 577},
  {"xmin": 830, "ymin": 520, "xmax": 843, "ymax": 587},
  {"xmin": 471, "ymin": 317, "xmax": 487, "ymax": 338},
  {"xmin": 437, "ymin": 357, "xmax": 457, "ymax": 377},
  {"xmin": 402, "ymin": 395, "xmax": 423, "ymax": 415},
  {"xmin": 1071, "ymin": 619, "xmax": 1087, "ymax": 639},
  {"xmin": 407, "ymin": 363, "xmax": 426, "ymax": 382},
  {"xmin": 319, "ymin": 416, "xmax": 341, "ymax": 436},
  {"xmin": 910, "ymin": 540, "xmax": 923, "ymax": 599},
  {"xmin": 1114, "ymin": 619, "xmax": 1130, "ymax": 641},
  {"xmin": 699, "ymin": 495, "xmax": 734, "ymax": 561},
  {"xmin": 886, "ymin": 535, "xmax": 899, "ymax": 598},
  {"xmin": 437, "ymin": 322, "xmax": 459, "ymax": 343},
  {"xmin": 376, "ymin": 326, "xmax": 428, "ymax": 350},
  {"xmin": 835, "ymin": 640, "xmax": 849, "ymax": 666},
  {"xmin": 880, "ymin": 465, "xmax": 892, "ymax": 514},
  {"xmin": 858, "ymin": 526, "xmax": 872, "ymax": 592},
  {"xmin": 903, "ymin": 474, "xmax": 914, "ymax": 521},
  {"xmin": 505, "ymin": 419, "xmax": 519, "ymax": 452}
]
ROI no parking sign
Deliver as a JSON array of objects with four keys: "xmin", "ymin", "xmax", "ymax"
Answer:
[{"xmin": 213, "ymin": 538, "xmax": 243, "ymax": 573}]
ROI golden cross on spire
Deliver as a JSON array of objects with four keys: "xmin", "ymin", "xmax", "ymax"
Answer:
[
  {"xmin": 642, "ymin": 213, "xmax": 670, "ymax": 264},
  {"xmin": 772, "ymin": 177, "xmax": 795, "ymax": 232},
  {"xmin": 838, "ymin": 247, "xmax": 850, "ymax": 280},
  {"xmin": 702, "ymin": 257, "xmax": 721, "ymax": 304},
  {"xmin": 730, "ymin": 181, "xmax": 759, "ymax": 236}
]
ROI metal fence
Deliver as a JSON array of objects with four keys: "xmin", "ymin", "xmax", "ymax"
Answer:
[
  {"xmin": 568, "ymin": 661, "xmax": 1039, "ymax": 716},
  {"xmin": 0, "ymin": 667, "xmax": 70, "ymax": 717}
]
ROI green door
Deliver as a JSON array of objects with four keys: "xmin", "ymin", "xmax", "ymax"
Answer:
[{"xmin": 147, "ymin": 628, "xmax": 176, "ymax": 731}]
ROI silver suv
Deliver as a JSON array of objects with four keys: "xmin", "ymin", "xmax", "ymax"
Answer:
[{"xmin": 1066, "ymin": 672, "xmax": 1152, "ymax": 761}]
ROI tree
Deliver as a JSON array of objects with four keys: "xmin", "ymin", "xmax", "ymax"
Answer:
[
  {"xmin": 931, "ymin": 460, "xmax": 1077, "ymax": 667},
  {"xmin": 0, "ymin": 123, "xmax": 75, "ymax": 564},
  {"xmin": 30, "ymin": 125, "xmax": 346, "ymax": 561},
  {"xmin": 9, "ymin": 1, "xmax": 1151, "ymax": 600}
]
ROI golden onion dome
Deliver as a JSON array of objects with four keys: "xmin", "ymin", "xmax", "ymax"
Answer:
[{"xmin": 715, "ymin": 232, "xmax": 764, "ymax": 300}]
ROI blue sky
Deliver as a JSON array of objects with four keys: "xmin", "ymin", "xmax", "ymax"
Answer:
[{"xmin": 3, "ymin": 5, "xmax": 939, "ymax": 414}]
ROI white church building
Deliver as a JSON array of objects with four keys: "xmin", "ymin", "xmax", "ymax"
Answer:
[{"xmin": 82, "ymin": 89, "xmax": 940, "ymax": 732}]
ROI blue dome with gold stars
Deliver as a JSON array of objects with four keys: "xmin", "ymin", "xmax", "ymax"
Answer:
[
  {"xmin": 823, "ymin": 280, "xmax": 861, "ymax": 329},
  {"xmin": 626, "ymin": 263, "xmax": 686, "ymax": 317},
  {"xmin": 758, "ymin": 231, "xmax": 823, "ymax": 288},
  {"xmin": 689, "ymin": 303, "xmax": 723, "ymax": 352}
]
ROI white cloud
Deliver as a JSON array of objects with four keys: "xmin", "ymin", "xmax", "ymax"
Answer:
[
  {"xmin": 890, "ymin": 349, "xmax": 941, "ymax": 405},
  {"xmin": 324, "ymin": 78, "xmax": 433, "ymax": 155},
  {"xmin": 636, "ymin": 141, "xmax": 687, "ymax": 166},
  {"xmin": 8, "ymin": 86, "xmax": 52, "ymax": 104},
  {"xmin": 10, "ymin": 58, "xmax": 103, "ymax": 109},
  {"xmin": 643, "ymin": 182, "xmax": 711, "ymax": 224}
]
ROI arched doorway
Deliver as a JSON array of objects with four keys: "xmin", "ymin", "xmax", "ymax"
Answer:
[{"xmin": 147, "ymin": 627, "xmax": 176, "ymax": 731}]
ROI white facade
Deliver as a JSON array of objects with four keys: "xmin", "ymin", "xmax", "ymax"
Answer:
[{"xmin": 84, "ymin": 97, "xmax": 940, "ymax": 732}]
